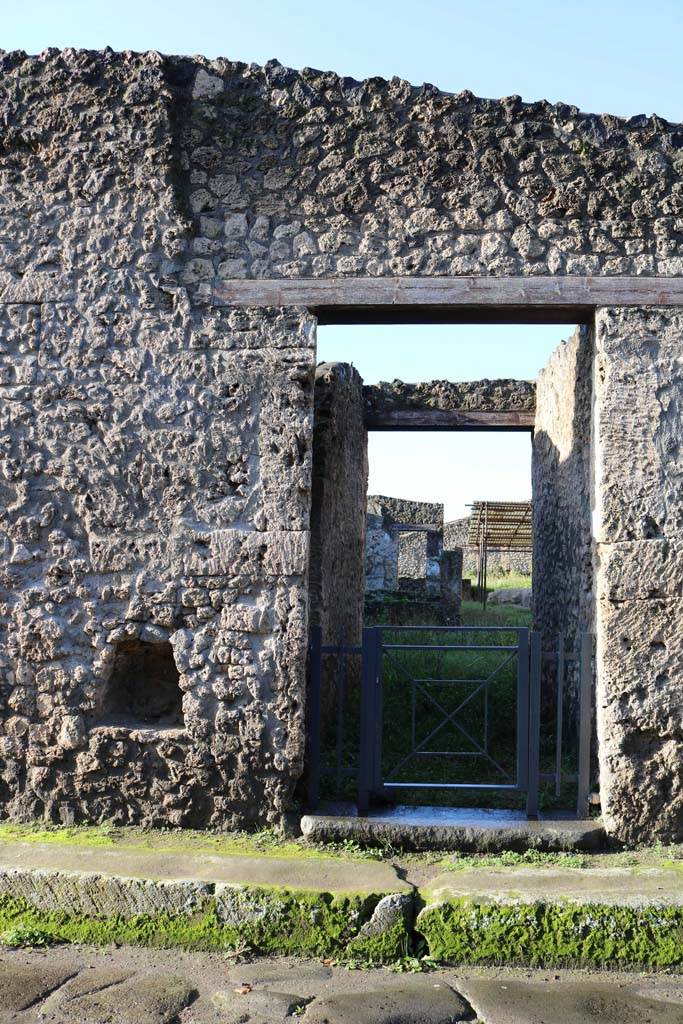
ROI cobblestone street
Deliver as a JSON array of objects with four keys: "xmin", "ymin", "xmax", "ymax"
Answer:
[{"xmin": 1, "ymin": 945, "xmax": 682, "ymax": 1024}]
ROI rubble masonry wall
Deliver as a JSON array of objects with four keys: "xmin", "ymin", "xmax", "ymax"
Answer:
[
  {"xmin": 0, "ymin": 48, "xmax": 682, "ymax": 838},
  {"xmin": 594, "ymin": 307, "xmax": 683, "ymax": 843}
]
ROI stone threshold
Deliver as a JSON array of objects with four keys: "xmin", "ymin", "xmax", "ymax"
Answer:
[{"xmin": 300, "ymin": 805, "xmax": 606, "ymax": 852}]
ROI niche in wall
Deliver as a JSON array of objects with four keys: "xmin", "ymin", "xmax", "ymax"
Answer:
[{"xmin": 100, "ymin": 639, "xmax": 183, "ymax": 727}]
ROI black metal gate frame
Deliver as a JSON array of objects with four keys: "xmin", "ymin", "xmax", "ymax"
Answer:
[
  {"xmin": 358, "ymin": 626, "xmax": 542, "ymax": 818},
  {"xmin": 307, "ymin": 625, "xmax": 594, "ymax": 820}
]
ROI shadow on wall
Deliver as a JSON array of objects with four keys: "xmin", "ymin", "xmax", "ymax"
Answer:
[{"xmin": 532, "ymin": 324, "xmax": 594, "ymax": 726}]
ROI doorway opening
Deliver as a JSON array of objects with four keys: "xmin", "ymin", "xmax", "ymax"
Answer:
[{"xmin": 307, "ymin": 320, "xmax": 595, "ymax": 821}]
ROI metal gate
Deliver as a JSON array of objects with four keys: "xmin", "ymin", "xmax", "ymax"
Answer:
[
  {"xmin": 357, "ymin": 625, "xmax": 541, "ymax": 816},
  {"xmin": 307, "ymin": 625, "xmax": 594, "ymax": 820}
]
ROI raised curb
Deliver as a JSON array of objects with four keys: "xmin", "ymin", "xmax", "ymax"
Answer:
[
  {"xmin": 0, "ymin": 842, "xmax": 412, "ymax": 963},
  {"xmin": 417, "ymin": 865, "xmax": 683, "ymax": 967},
  {"xmin": 1, "ymin": 837, "xmax": 682, "ymax": 968}
]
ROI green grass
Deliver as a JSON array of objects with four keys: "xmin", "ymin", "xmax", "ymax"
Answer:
[
  {"xmin": 0, "ymin": 889, "xmax": 410, "ymax": 962},
  {"xmin": 416, "ymin": 898, "xmax": 683, "ymax": 967},
  {"xmin": 379, "ymin": 623, "xmax": 523, "ymax": 802},
  {"xmin": 436, "ymin": 844, "xmax": 683, "ymax": 872},
  {"xmin": 460, "ymin": 600, "xmax": 531, "ymax": 628},
  {"xmin": 318, "ymin": 609, "xmax": 565, "ymax": 812},
  {"xmin": 486, "ymin": 572, "xmax": 532, "ymax": 591}
]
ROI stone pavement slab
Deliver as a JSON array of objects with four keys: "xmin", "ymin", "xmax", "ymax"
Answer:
[
  {"xmin": 303, "ymin": 979, "xmax": 472, "ymax": 1024},
  {"xmin": 0, "ymin": 840, "xmax": 411, "ymax": 896},
  {"xmin": 212, "ymin": 987, "xmax": 311, "ymax": 1023},
  {"xmin": 0, "ymin": 840, "xmax": 411, "ymax": 961},
  {"xmin": 0, "ymin": 960, "xmax": 75, "ymax": 1012},
  {"xmin": 459, "ymin": 976, "xmax": 683, "ymax": 1024},
  {"xmin": 39, "ymin": 967, "xmax": 197, "ymax": 1024},
  {"xmin": 222, "ymin": 961, "xmax": 334, "ymax": 988},
  {"xmin": 423, "ymin": 865, "xmax": 683, "ymax": 906},
  {"xmin": 417, "ymin": 865, "xmax": 683, "ymax": 966},
  {"xmin": 0, "ymin": 947, "xmax": 683, "ymax": 1024}
]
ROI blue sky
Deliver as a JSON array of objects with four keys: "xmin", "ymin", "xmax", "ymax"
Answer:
[
  {"xmin": 4, "ymin": 1, "xmax": 681, "ymax": 120},
  {"xmin": 4, "ymin": 1, "xmax": 680, "ymax": 517},
  {"xmin": 317, "ymin": 324, "xmax": 570, "ymax": 519}
]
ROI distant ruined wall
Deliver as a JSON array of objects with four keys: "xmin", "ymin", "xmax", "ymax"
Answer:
[
  {"xmin": 593, "ymin": 308, "xmax": 683, "ymax": 844},
  {"xmin": 365, "ymin": 379, "xmax": 536, "ymax": 415},
  {"xmin": 366, "ymin": 497, "xmax": 444, "ymax": 595},
  {"xmin": 532, "ymin": 327, "xmax": 594, "ymax": 679},
  {"xmin": 367, "ymin": 496, "xmax": 443, "ymax": 530},
  {"xmin": 397, "ymin": 531, "xmax": 442, "ymax": 592},
  {"xmin": 0, "ymin": 47, "xmax": 682, "ymax": 840},
  {"xmin": 309, "ymin": 363, "xmax": 367, "ymax": 646},
  {"xmin": 365, "ymin": 513, "xmax": 398, "ymax": 592}
]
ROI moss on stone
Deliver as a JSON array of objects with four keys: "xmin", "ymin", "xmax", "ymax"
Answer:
[
  {"xmin": 0, "ymin": 822, "xmax": 369, "ymax": 863},
  {"xmin": 416, "ymin": 898, "xmax": 683, "ymax": 968},
  {"xmin": 344, "ymin": 915, "xmax": 410, "ymax": 964},
  {"xmin": 0, "ymin": 886, "xmax": 410, "ymax": 961}
]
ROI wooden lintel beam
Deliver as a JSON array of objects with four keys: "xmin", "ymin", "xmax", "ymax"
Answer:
[
  {"xmin": 213, "ymin": 276, "xmax": 683, "ymax": 323},
  {"xmin": 389, "ymin": 523, "xmax": 441, "ymax": 533},
  {"xmin": 365, "ymin": 409, "xmax": 535, "ymax": 432}
]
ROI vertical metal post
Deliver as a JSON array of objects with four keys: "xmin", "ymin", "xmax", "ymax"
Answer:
[
  {"xmin": 358, "ymin": 627, "xmax": 376, "ymax": 816},
  {"xmin": 307, "ymin": 626, "xmax": 322, "ymax": 811},
  {"xmin": 555, "ymin": 631, "xmax": 565, "ymax": 798},
  {"xmin": 372, "ymin": 628, "xmax": 384, "ymax": 793},
  {"xmin": 576, "ymin": 632, "xmax": 594, "ymax": 819},
  {"xmin": 516, "ymin": 628, "xmax": 530, "ymax": 790},
  {"xmin": 335, "ymin": 638, "xmax": 346, "ymax": 795},
  {"xmin": 482, "ymin": 502, "xmax": 489, "ymax": 609},
  {"xmin": 526, "ymin": 630, "xmax": 542, "ymax": 819}
]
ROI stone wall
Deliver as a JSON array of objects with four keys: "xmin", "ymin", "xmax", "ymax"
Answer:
[
  {"xmin": 365, "ymin": 513, "xmax": 398, "ymax": 592},
  {"xmin": 367, "ymin": 496, "xmax": 443, "ymax": 530},
  {"xmin": 531, "ymin": 327, "xmax": 594, "ymax": 732},
  {"xmin": 308, "ymin": 362, "xmax": 367, "ymax": 645},
  {"xmin": 0, "ymin": 50, "xmax": 315, "ymax": 829},
  {"xmin": 593, "ymin": 307, "xmax": 683, "ymax": 844},
  {"xmin": 532, "ymin": 328, "xmax": 593, "ymax": 647},
  {"xmin": 365, "ymin": 379, "xmax": 536, "ymax": 415},
  {"xmin": 163, "ymin": 57, "xmax": 683, "ymax": 291},
  {"xmin": 440, "ymin": 548, "xmax": 464, "ymax": 610},
  {"xmin": 397, "ymin": 531, "xmax": 441, "ymax": 593},
  {"xmin": 0, "ymin": 298, "xmax": 315, "ymax": 829},
  {"xmin": 0, "ymin": 47, "xmax": 682, "ymax": 840},
  {"xmin": 364, "ymin": 497, "xmax": 461, "ymax": 624},
  {"xmin": 366, "ymin": 496, "xmax": 443, "ymax": 595}
]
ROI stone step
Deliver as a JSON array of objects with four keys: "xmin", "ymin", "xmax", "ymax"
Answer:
[{"xmin": 300, "ymin": 805, "xmax": 606, "ymax": 852}]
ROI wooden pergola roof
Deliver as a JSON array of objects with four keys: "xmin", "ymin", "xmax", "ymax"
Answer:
[{"xmin": 466, "ymin": 500, "xmax": 533, "ymax": 551}]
